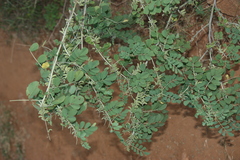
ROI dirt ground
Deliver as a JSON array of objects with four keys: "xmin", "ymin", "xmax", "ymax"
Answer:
[{"xmin": 0, "ymin": 2, "xmax": 240, "ymax": 160}]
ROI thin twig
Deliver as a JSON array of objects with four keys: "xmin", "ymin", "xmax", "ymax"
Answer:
[
  {"xmin": 10, "ymin": 99, "xmax": 40, "ymax": 102},
  {"xmin": 29, "ymin": 50, "xmax": 41, "ymax": 66},
  {"xmin": 208, "ymin": 0, "xmax": 216, "ymax": 61},
  {"xmin": 45, "ymin": 121, "xmax": 51, "ymax": 140},
  {"xmin": 200, "ymin": 0, "xmax": 216, "ymax": 61},
  {"xmin": 81, "ymin": 2, "xmax": 87, "ymax": 49},
  {"xmin": 47, "ymin": 0, "xmax": 68, "ymax": 43},
  {"xmin": 165, "ymin": 14, "xmax": 172, "ymax": 29},
  {"xmin": 190, "ymin": 24, "xmax": 208, "ymax": 43},
  {"xmin": 200, "ymin": 49, "xmax": 209, "ymax": 60}
]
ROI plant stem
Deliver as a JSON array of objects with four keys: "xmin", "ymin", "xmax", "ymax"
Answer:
[{"xmin": 40, "ymin": 2, "xmax": 77, "ymax": 108}]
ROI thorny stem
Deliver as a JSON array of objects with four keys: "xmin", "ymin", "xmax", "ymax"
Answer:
[
  {"xmin": 40, "ymin": 3, "xmax": 77, "ymax": 108},
  {"xmin": 91, "ymin": 85, "xmax": 114, "ymax": 126},
  {"xmin": 45, "ymin": 121, "xmax": 51, "ymax": 140}
]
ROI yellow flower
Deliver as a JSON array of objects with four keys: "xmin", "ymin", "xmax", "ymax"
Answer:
[
  {"xmin": 42, "ymin": 62, "xmax": 50, "ymax": 69},
  {"xmin": 171, "ymin": 17, "xmax": 178, "ymax": 22},
  {"xmin": 122, "ymin": 19, "xmax": 128, "ymax": 23},
  {"xmin": 225, "ymin": 74, "xmax": 229, "ymax": 80}
]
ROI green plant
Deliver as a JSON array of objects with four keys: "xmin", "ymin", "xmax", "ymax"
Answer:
[
  {"xmin": 26, "ymin": 0, "xmax": 240, "ymax": 156},
  {"xmin": 0, "ymin": 0, "xmax": 66, "ymax": 38},
  {"xmin": 0, "ymin": 0, "xmax": 42, "ymax": 31},
  {"xmin": 43, "ymin": 0, "xmax": 64, "ymax": 30}
]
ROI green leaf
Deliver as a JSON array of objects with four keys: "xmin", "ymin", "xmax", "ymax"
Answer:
[
  {"xmin": 29, "ymin": 43, "xmax": 39, "ymax": 52},
  {"xmin": 71, "ymin": 104, "xmax": 81, "ymax": 110},
  {"xmin": 77, "ymin": 102, "xmax": 87, "ymax": 114},
  {"xmin": 236, "ymin": 115, "xmax": 240, "ymax": 120},
  {"xmin": 208, "ymin": 84, "xmax": 217, "ymax": 90},
  {"xmin": 106, "ymin": 73, "xmax": 117, "ymax": 81},
  {"xmin": 52, "ymin": 95, "xmax": 65, "ymax": 105},
  {"xmin": 100, "ymin": 70, "xmax": 108, "ymax": 79},
  {"xmin": 227, "ymin": 132, "xmax": 234, "ymax": 137},
  {"xmin": 26, "ymin": 81, "xmax": 40, "ymax": 98},
  {"xmin": 143, "ymin": 7, "xmax": 149, "ymax": 14},
  {"xmin": 67, "ymin": 71, "xmax": 75, "ymax": 83},
  {"xmin": 84, "ymin": 122, "xmax": 91, "ymax": 129},
  {"xmin": 183, "ymin": 100, "xmax": 190, "ymax": 106},
  {"xmin": 167, "ymin": 38, "xmax": 173, "ymax": 44},
  {"xmin": 162, "ymin": 30, "xmax": 169, "ymax": 37},
  {"xmin": 53, "ymin": 77, "xmax": 61, "ymax": 86},
  {"xmin": 114, "ymin": 54, "xmax": 119, "ymax": 61},
  {"xmin": 75, "ymin": 70, "xmax": 84, "ymax": 81},
  {"xmin": 40, "ymin": 69, "xmax": 50, "ymax": 78},
  {"xmin": 148, "ymin": 2, "xmax": 155, "ymax": 10},
  {"xmin": 69, "ymin": 48, "xmax": 88, "ymax": 65},
  {"xmin": 148, "ymin": 113, "xmax": 164, "ymax": 123},
  {"xmin": 206, "ymin": 72, "xmax": 212, "ymax": 81},
  {"xmin": 196, "ymin": 74, "xmax": 203, "ymax": 80},
  {"xmin": 53, "ymin": 88, "xmax": 60, "ymax": 93},
  {"xmin": 144, "ymin": 152, "xmax": 150, "ymax": 156},
  {"xmin": 68, "ymin": 109, "xmax": 78, "ymax": 116},
  {"xmin": 157, "ymin": 103, "xmax": 167, "ymax": 110},
  {"xmin": 88, "ymin": 126, "xmax": 98, "ymax": 132},
  {"xmin": 68, "ymin": 116, "xmax": 76, "ymax": 123},
  {"xmin": 104, "ymin": 90, "xmax": 112, "ymax": 95},
  {"xmin": 69, "ymin": 85, "xmax": 77, "ymax": 94},
  {"xmin": 77, "ymin": 131, "xmax": 86, "ymax": 141},
  {"xmin": 83, "ymin": 61, "xmax": 100, "ymax": 75},
  {"xmin": 159, "ymin": 65, "xmax": 165, "ymax": 72},
  {"xmin": 225, "ymin": 97, "xmax": 232, "ymax": 104},
  {"xmin": 37, "ymin": 55, "xmax": 47, "ymax": 63},
  {"xmin": 62, "ymin": 108, "xmax": 68, "ymax": 117},
  {"xmin": 79, "ymin": 121, "xmax": 85, "ymax": 128},
  {"xmin": 163, "ymin": 0, "xmax": 170, "ymax": 4},
  {"xmin": 188, "ymin": 74, "xmax": 194, "ymax": 80},
  {"xmin": 70, "ymin": 95, "xmax": 84, "ymax": 104}
]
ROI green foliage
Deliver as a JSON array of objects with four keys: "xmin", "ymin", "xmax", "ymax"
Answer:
[
  {"xmin": 26, "ymin": 0, "xmax": 240, "ymax": 156},
  {"xmin": 0, "ymin": 0, "xmax": 42, "ymax": 31},
  {"xmin": 181, "ymin": 59, "xmax": 240, "ymax": 136},
  {"xmin": 0, "ymin": 0, "xmax": 65, "ymax": 36},
  {"xmin": 43, "ymin": 0, "xmax": 64, "ymax": 30},
  {"xmin": 85, "ymin": 1, "xmax": 135, "ymax": 42}
]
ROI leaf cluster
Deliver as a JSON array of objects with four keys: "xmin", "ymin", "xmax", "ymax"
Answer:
[
  {"xmin": 26, "ymin": 0, "xmax": 240, "ymax": 156},
  {"xmin": 0, "ymin": 0, "xmax": 65, "ymax": 37}
]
